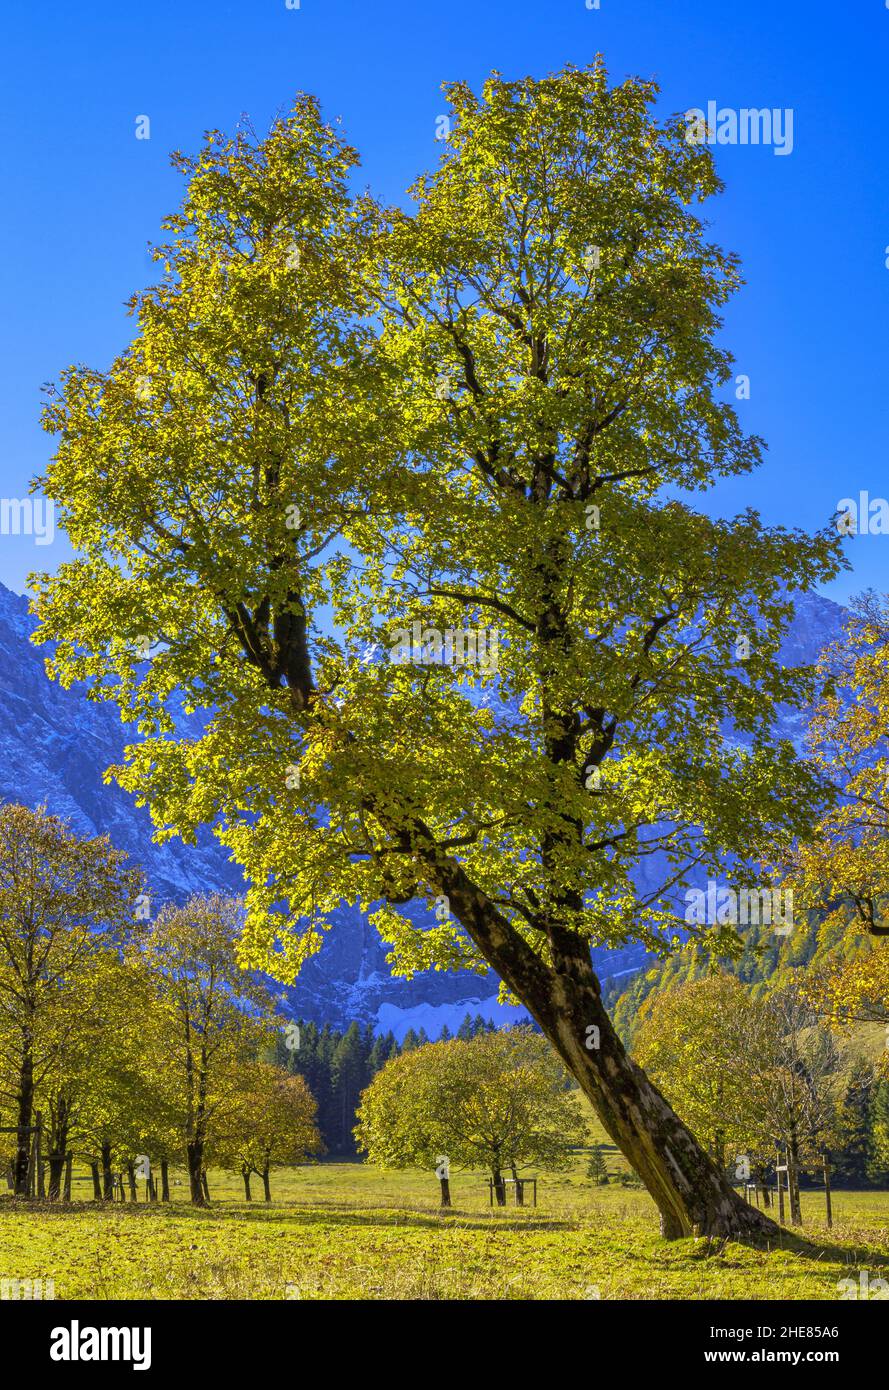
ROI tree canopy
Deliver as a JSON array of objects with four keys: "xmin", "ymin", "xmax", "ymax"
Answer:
[{"xmin": 355, "ymin": 1027, "xmax": 585, "ymax": 1203}]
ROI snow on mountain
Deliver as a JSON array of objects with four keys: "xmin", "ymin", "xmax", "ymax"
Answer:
[
  {"xmin": 0, "ymin": 583, "xmax": 242, "ymax": 903},
  {"xmin": 0, "ymin": 581, "xmax": 849, "ymax": 1032}
]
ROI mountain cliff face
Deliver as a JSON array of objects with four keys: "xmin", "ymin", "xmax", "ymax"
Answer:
[{"xmin": 0, "ymin": 581, "xmax": 848, "ymax": 1039}]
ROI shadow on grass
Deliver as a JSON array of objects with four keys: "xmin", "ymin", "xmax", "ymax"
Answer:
[
  {"xmin": 767, "ymin": 1227, "xmax": 889, "ymax": 1270},
  {"xmin": 0, "ymin": 1195, "xmax": 574, "ymax": 1234},
  {"xmin": 4, "ymin": 1196, "xmax": 886, "ymax": 1262},
  {"xmin": 677, "ymin": 1219, "xmax": 889, "ymax": 1270}
]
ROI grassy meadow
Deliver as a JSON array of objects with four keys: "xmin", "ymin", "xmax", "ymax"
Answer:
[{"xmin": 3, "ymin": 1151, "xmax": 889, "ymax": 1301}]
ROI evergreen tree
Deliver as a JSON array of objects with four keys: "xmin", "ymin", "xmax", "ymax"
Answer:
[
  {"xmin": 285, "ymin": 1020, "xmax": 405, "ymax": 1155},
  {"xmin": 587, "ymin": 1144, "xmax": 610, "ymax": 1185},
  {"xmin": 314, "ymin": 1025, "xmax": 337, "ymax": 1145},
  {"xmin": 367, "ymin": 1036, "xmax": 389, "ymax": 1075},
  {"xmin": 832, "ymin": 1060, "xmax": 874, "ymax": 1187},
  {"xmin": 332, "ymin": 1023, "xmax": 368, "ymax": 1155}
]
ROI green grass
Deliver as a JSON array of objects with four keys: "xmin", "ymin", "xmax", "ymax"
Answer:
[{"xmin": 2, "ymin": 1158, "xmax": 889, "ymax": 1300}]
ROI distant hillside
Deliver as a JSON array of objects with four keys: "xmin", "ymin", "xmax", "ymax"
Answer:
[{"xmin": 607, "ymin": 909, "xmax": 879, "ymax": 1047}]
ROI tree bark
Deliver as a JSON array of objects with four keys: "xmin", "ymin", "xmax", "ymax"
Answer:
[
  {"xmin": 491, "ymin": 1166, "xmax": 506, "ymax": 1206},
  {"xmin": 186, "ymin": 1141, "xmax": 205, "ymax": 1206},
  {"xmin": 100, "ymin": 1142, "xmax": 114, "ymax": 1201},
  {"xmin": 823, "ymin": 1153, "xmax": 832, "ymax": 1229},
  {"xmin": 90, "ymin": 1161, "xmax": 101, "ymax": 1200},
  {"xmin": 47, "ymin": 1154, "xmax": 65, "ymax": 1202},
  {"xmin": 438, "ymin": 1175, "xmax": 452, "ymax": 1208},
  {"xmin": 201, "ymin": 1168, "xmax": 210, "ymax": 1203},
  {"xmin": 261, "ymin": 1166, "xmax": 271, "ymax": 1202},
  {"xmin": 754, "ymin": 1163, "xmax": 771, "ymax": 1208},
  {"xmin": 788, "ymin": 1129, "xmax": 802, "ymax": 1225},
  {"xmin": 126, "ymin": 1163, "xmax": 137, "ymax": 1203},
  {"xmin": 712, "ymin": 1129, "xmax": 726, "ymax": 1172},
  {"xmin": 160, "ymin": 1159, "xmax": 170, "ymax": 1202},
  {"xmin": 34, "ymin": 1111, "xmax": 45, "ymax": 1199},
  {"xmin": 63, "ymin": 1151, "xmax": 72, "ymax": 1202},
  {"xmin": 47, "ymin": 1103, "xmax": 70, "ymax": 1202},
  {"xmin": 242, "ymin": 1166, "xmax": 252, "ymax": 1201},
  {"xmin": 13, "ymin": 1027, "xmax": 34, "ymax": 1196}
]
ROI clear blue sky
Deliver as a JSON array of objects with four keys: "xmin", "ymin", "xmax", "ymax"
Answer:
[{"xmin": 1, "ymin": 0, "xmax": 886, "ymax": 602}]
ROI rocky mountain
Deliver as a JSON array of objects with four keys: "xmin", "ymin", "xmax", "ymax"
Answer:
[{"xmin": 0, "ymin": 581, "xmax": 848, "ymax": 1039}]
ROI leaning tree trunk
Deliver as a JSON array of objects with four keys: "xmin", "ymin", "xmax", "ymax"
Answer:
[
  {"xmin": 419, "ymin": 847, "xmax": 779, "ymax": 1241},
  {"xmin": 534, "ymin": 935, "xmax": 779, "ymax": 1239}
]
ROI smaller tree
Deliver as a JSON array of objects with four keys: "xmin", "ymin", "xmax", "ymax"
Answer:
[
  {"xmin": 137, "ymin": 894, "xmax": 278, "ymax": 1205},
  {"xmin": 744, "ymin": 986, "xmax": 842, "ymax": 1224},
  {"xmin": 355, "ymin": 1028, "xmax": 586, "ymax": 1207},
  {"xmin": 39, "ymin": 950, "xmax": 152, "ymax": 1202},
  {"xmin": 0, "ymin": 805, "xmax": 142, "ymax": 1195},
  {"xmin": 831, "ymin": 1059, "xmax": 875, "ymax": 1188},
  {"xmin": 633, "ymin": 973, "xmax": 763, "ymax": 1172},
  {"xmin": 586, "ymin": 1144, "xmax": 610, "ymax": 1185},
  {"xmin": 218, "ymin": 1062, "xmax": 322, "ymax": 1200}
]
